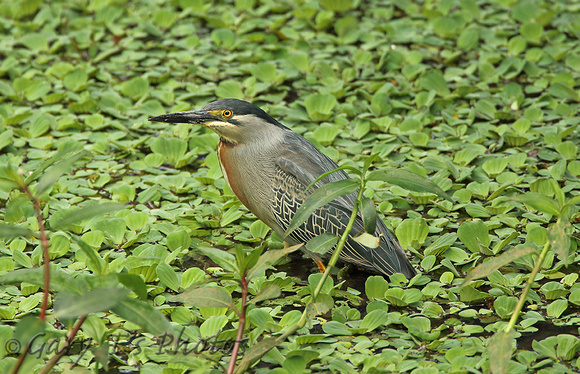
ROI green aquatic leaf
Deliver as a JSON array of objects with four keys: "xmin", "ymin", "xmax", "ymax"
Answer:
[
  {"xmin": 367, "ymin": 169, "xmax": 452, "ymax": 202},
  {"xmin": 176, "ymin": 286, "xmax": 235, "ymax": 310}
]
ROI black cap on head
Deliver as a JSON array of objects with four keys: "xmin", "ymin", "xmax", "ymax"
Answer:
[{"xmin": 203, "ymin": 99, "xmax": 288, "ymax": 129}]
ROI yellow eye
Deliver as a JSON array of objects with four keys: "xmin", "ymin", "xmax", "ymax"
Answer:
[{"xmin": 223, "ymin": 110, "xmax": 233, "ymax": 118}]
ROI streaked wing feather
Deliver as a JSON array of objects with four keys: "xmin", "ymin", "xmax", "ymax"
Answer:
[{"xmin": 273, "ymin": 133, "xmax": 415, "ymax": 277}]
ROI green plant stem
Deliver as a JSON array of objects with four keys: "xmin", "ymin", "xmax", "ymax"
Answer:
[
  {"xmin": 38, "ymin": 315, "xmax": 87, "ymax": 374},
  {"xmin": 312, "ymin": 180, "xmax": 365, "ymax": 300},
  {"xmin": 228, "ymin": 276, "xmax": 248, "ymax": 374},
  {"xmin": 505, "ymin": 242, "xmax": 551, "ymax": 333}
]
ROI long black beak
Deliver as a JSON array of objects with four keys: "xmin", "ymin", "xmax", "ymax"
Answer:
[{"xmin": 149, "ymin": 110, "xmax": 219, "ymax": 125}]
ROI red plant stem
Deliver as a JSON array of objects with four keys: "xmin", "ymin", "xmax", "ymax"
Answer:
[
  {"xmin": 227, "ymin": 276, "xmax": 248, "ymax": 374},
  {"xmin": 35, "ymin": 198, "xmax": 50, "ymax": 322},
  {"xmin": 20, "ymin": 184, "xmax": 51, "ymax": 322},
  {"xmin": 10, "ymin": 344, "xmax": 30, "ymax": 374},
  {"xmin": 38, "ymin": 315, "xmax": 87, "ymax": 374},
  {"xmin": 11, "ymin": 186, "xmax": 53, "ymax": 374},
  {"xmin": 11, "ymin": 315, "xmax": 87, "ymax": 374}
]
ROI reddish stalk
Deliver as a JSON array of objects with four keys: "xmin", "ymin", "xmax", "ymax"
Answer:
[
  {"xmin": 20, "ymin": 184, "xmax": 51, "ymax": 322},
  {"xmin": 10, "ymin": 344, "xmax": 30, "ymax": 374},
  {"xmin": 38, "ymin": 315, "xmax": 87, "ymax": 374},
  {"xmin": 34, "ymin": 197, "xmax": 50, "ymax": 322},
  {"xmin": 12, "ymin": 184, "xmax": 52, "ymax": 374},
  {"xmin": 227, "ymin": 276, "xmax": 248, "ymax": 374}
]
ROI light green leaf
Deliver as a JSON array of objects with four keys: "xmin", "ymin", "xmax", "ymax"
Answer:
[
  {"xmin": 150, "ymin": 137, "xmax": 187, "ymax": 167},
  {"xmin": 322, "ymin": 321, "xmax": 352, "ymax": 335},
  {"xmin": 215, "ymin": 79, "xmax": 244, "ymax": 99},
  {"xmin": 511, "ymin": 193, "xmax": 562, "ymax": 217},
  {"xmin": 221, "ymin": 207, "xmax": 243, "ymax": 226},
  {"xmin": 175, "ymin": 286, "xmax": 235, "ymax": 310},
  {"xmin": 36, "ymin": 151, "xmax": 86, "ymax": 196},
  {"xmin": 93, "ymin": 218, "xmax": 126, "ymax": 245},
  {"xmin": 360, "ymin": 309, "xmax": 389, "ymax": 332},
  {"xmin": 124, "ymin": 212, "xmax": 149, "ymax": 231},
  {"xmin": 462, "ymin": 246, "xmax": 536, "ymax": 285},
  {"xmin": 457, "ymin": 220, "xmax": 490, "ymax": 253},
  {"xmin": 111, "ymin": 298, "xmax": 172, "ymax": 336},
  {"xmin": 287, "ymin": 51, "xmax": 309, "ymax": 71},
  {"xmin": 546, "ymin": 299, "xmax": 568, "ymax": 318},
  {"xmin": 200, "ymin": 315, "xmax": 229, "ymax": 338},
  {"xmin": 251, "ymin": 285, "xmax": 281, "ymax": 304},
  {"xmin": 0, "ymin": 129, "xmax": 13, "ymax": 151},
  {"xmin": 181, "ymin": 267, "xmax": 206, "ymax": 289},
  {"xmin": 211, "ymin": 28, "xmax": 235, "ymax": 49},
  {"xmin": 368, "ymin": 169, "xmax": 452, "ymax": 202},
  {"xmin": 494, "ymin": 296, "xmax": 518, "ymax": 319},
  {"xmin": 520, "ymin": 22, "xmax": 543, "ymax": 41},
  {"xmin": 457, "ymin": 28, "xmax": 479, "ymax": 50},
  {"xmin": 304, "ymin": 94, "xmax": 338, "ymax": 121},
  {"xmin": 247, "ymin": 244, "xmax": 302, "ymax": 279},
  {"xmin": 396, "ymin": 218, "xmax": 429, "ymax": 249},
  {"xmin": 166, "ymin": 230, "xmax": 191, "ymax": 251},
  {"xmin": 353, "ymin": 232, "xmax": 380, "ymax": 248},
  {"xmin": 63, "ymin": 70, "xmax": 88, "ymax": 92},
  {"xmin": 251, "ymin": 62, "xmax": 278, "ymax": 83},
  {"xmin": 465, "ymin": 203, "xmax": 491, "ymax": 218},
  {"xmin": 488, "ymin": 329, "xmax": 516, "ymax": 374},
  {"xmin": 72, "ymin": 236, "xmax": 106, "ymax": 275},
  {"xmin": 235, "ymin": 338, "xmax": 278, "ymax": 373},
  {"xmin": 156, "ymin": 263, "xmax": 180, "ymax": 292},
  {"xmin": 320, "ymin": 0, "xmax": 356, "ymax": 12},
  {"xmin": 119, "ymin": 77, "xmax": 149, "ymax": 100},
  {"xmin": 360, "ymin": 197, "xmax": 377, "ymax": 234},
  {"xmin": 424, "ymin": 233, "xmax": 457, "ymax": 257},
  {"xmin": 250, "ymin": 220, "xmax": 271, "ymax": 239},
  {"xmin": 0, "ymin": 267, "xmax": 85, "ymax": 294},
  {"xmin": 365, "ymin": 275, "xmax": 389, "ymax": 300},
  {"xmin": 548, "ymin": 220, "xmax": 572, "ymax": 263},
  {"xmin": 198, "ymin": 247, "xmax": 236, "ymax": 272},
  {"xmin": 248, "ymin": 308, "xmax": 274, "ymax": 331},
  {"xmin": 420, "ymin": 70, "xmax": 450, "ymax": 97},
  {"xmin": 54, "ymin": 288, "xmax": 129, "ymax": 318},
  {"xmin": 50, "ymin": 203, "xmax": 124, "ymax": 230},
  {"xmin": 12, "ymin": 250, "xmax": 33, "ymax": 268},
  {"xmin": 0, "ymin": 223, "xmax": 33, "ymax": 240},
  {"xmin": 482, "ymin": 158, "xmax": 508, "ymax": 177},
  {"xmin": 556, "ymin": 335, "xmax": 580, "ymax": 360},
  {"xmin": 306, "ymin": 233, "xmax": 338, "ymax": 255},
  {"xmin": 117, "ymin": 273, "xmax": 148, "ymax": 300}
]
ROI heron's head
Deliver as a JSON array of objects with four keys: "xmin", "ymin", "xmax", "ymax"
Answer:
[{"xmin": 149, "ymin": 99, "xmax": 288, "ymax": 145}]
